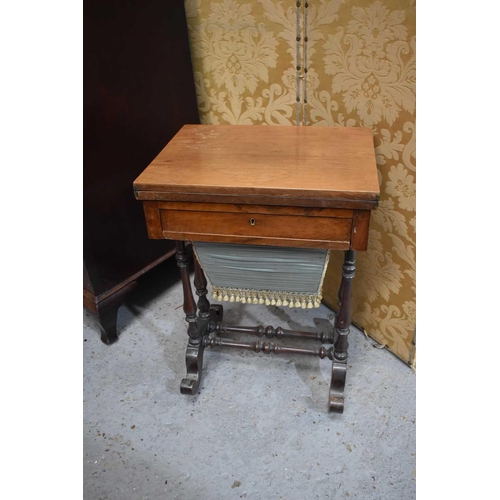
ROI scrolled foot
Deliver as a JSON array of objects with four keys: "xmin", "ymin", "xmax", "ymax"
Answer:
[
  {"xmin": 180, "ymin": 341, "xmax": 204, "ymax": 395},
  {"xmin": 180, "ymin": 376, "xmax": 200, "ymax": 395},
  {"xmin": 329, "ymin": 359, "xmax": 347, "ymax": 414}
]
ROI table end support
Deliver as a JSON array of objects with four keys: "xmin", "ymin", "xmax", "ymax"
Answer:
[
  {"xmin": 177, "ymin": 242, "xmax": 224, "ymax": 395},
  {"xmin": 176, "ymin": 241, "xmax": 204, "ymax": 395},
  {"xmin": 329, "ymin": 249, "xmax": 356, "ymax": 413}
]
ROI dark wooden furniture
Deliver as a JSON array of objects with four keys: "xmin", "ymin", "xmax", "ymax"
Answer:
[
  {"xmin": 83, "ymin": 0, "xmax": 199, "ymax": 344},
  {"xmin": 133, "ymin": 125, "xmax": 379, "ymax": 412}
]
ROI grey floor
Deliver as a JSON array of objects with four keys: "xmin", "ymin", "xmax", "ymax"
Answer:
[{"xmin": 84, "ymin": 260, "xmax": 415, "ymax": 500}]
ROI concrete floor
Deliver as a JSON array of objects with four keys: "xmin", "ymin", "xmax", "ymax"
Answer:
[{"xmin": 84, "ymin": 259, "xmax": 415, "ymax": 500}]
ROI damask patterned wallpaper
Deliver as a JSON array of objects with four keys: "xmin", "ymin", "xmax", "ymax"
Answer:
[{"xmin": 184, "ymin": 0, "xmax": 416, "ymax": 365}]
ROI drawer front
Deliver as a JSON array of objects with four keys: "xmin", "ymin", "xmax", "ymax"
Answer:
[{"xmin": 159, "ymin": 208, "xmax": 352, "ymax": 250}]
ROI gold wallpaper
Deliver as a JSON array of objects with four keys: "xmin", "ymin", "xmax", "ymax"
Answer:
[{"xmin": 184, "ymin": 0, "xmax": 416, "ymax": 365}]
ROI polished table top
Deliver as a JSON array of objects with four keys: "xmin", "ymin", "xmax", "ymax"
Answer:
[{"xmin": 133, "ymin": 124, "xmax": 379, "ymax": 209}]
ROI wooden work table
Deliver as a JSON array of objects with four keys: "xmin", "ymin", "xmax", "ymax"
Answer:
[{"xmin": 134, "ymin": 124, "xmax": 379, "ymax": 413}]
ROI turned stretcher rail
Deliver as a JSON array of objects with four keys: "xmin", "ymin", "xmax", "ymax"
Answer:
[
  {"xmin": 202, "ymin": 336, "xmax": 334, "ymax": 360},
  {"xmin": 210, "ymin": 322, "xmax": 335, "ymax": 344}
]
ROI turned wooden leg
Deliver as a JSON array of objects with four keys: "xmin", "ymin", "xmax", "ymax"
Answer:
[
  {"xmin": 177, "ymin": 241, "xmax": 205, "ymax": 395},
  {"xmin": 334, "ymin": 267, "xmax": 347, "ymax": 330},
  {"xmin": 194, "ymin": 253, "xmax": 224, "ymax": 327},
  {"xmin": 194, "ymin": 255, "xmax": 211, "ymax": 320},
  {"xmin": 329, "ymin": 250, "xmax": 356, "ymax": 413}
]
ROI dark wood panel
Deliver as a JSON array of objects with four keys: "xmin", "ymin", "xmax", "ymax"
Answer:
[
  {"xmin": 84, "ymin": 0, "xmax": 199, "ymax": 297},
  {"xmin": 83, "ymin": 0, "xmax": 199, "ymax": 342}
]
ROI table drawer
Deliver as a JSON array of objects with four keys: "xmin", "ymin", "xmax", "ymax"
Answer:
[{"xmin": 158, "ymin": 204, "xmax": 353, "ymax": 250}]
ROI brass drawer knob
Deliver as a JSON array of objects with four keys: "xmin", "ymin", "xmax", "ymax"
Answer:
[{"xmin": 249, "ymin": 218, "xmax": 256, "ymax": 226}]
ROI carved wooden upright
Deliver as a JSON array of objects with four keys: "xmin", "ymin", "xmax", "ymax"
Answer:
[{"xmin": 134, "ymin": 125, "xmax": 379, "ymax": 413}]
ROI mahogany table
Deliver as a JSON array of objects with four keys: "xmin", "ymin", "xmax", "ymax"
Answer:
[{"xmin": 133, "ymin": 124, "xmax": 379, "ymax": 413}]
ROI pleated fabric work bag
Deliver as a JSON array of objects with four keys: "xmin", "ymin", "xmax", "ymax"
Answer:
[{"xmin": 193, "ymin": 242, "xmax": 330, "ymax": 309}]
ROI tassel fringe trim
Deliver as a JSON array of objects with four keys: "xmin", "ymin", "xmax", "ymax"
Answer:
[{"xmin": 210, "ymin": 287, "xmax": 321, "ymax": 309}]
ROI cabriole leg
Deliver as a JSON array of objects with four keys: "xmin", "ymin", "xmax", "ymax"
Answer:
[{"xmin": 329, "ymin": 250, "xmax": 356, "ymax": 413}]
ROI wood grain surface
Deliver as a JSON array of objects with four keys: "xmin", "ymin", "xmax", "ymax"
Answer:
[
  {"xmin": 160, "ymin": 208, "xmax": 352, "ymax": 250},
  {"xmin": 351, "ymin": 210, "xmax": 372, "ymax": 251},
  {"xmin": 157, "ymin": 202, "xmax": 353, "ymax": 218},
  {"xmin": 133, "ymin": 125, "xmax": 379, "ymax": 205},
  {"xmin": 135, "ymin": 190, "xmax": 377, "ymax": 210}
]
